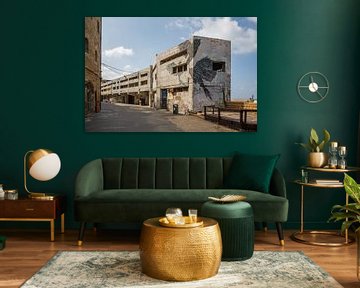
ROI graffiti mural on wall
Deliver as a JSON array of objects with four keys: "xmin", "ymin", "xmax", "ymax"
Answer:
[{"xmin": 85, "ymin": 17, "xmax": 257, "ymax": 132}]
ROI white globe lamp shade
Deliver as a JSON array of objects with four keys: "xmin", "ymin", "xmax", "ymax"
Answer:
[{"xmin": 28, "ymin": 150, "xmax": 61, "ymax": 181}]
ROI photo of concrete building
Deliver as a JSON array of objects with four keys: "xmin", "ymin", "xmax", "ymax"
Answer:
[
  {"xmin": 101, "ymin": 36, "xmax": 231, "ymax": 115},
  {"xmin": 87, "ymin": 17, "xmax": 257, "ymax": 132}
]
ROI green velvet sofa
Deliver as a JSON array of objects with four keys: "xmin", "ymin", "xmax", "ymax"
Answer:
[{"xmin": 74, "ymin": 157, "xmax": 288, "ymax": 245}]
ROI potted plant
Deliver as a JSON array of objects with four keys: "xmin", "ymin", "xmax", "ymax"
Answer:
[
  {"xmin": 329, "ymin": 173, "xmax": 360, "ymax": 233},
  {"xmin": 329, "ymin": 173, "xmax": 360, "ymax": 279},
  {"xmin": 296, "ymin": 128, "xmax": 330, "ymax": 167}
]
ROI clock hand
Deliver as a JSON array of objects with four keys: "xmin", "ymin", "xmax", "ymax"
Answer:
[
  {"xmin": 308, "ymin": 76, "xmax": 317, "ymax": 91},
  {"xmin": 310, "ymin": 76, "xmax": 315, "ymax": 88},
  {"xmin": 316, "ymin": 90, "xmax": 323, "ymax": 98}
]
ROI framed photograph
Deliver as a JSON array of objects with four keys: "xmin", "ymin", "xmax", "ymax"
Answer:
[{"xmin": 85, "ymin": 17, "xmax": 257, "ymax": 132}]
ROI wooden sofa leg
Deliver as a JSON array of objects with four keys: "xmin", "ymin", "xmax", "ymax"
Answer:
[
  {"xmin": 276, "ymin": 222, "xmax": 285, "ymax": 246},
  {"xmin": 262, "ymin": 222, "xmax": 268, "ymax": 232},
  {"xmin": 78, "ymin": 222, "xmax": 86, "ymax": 246}
]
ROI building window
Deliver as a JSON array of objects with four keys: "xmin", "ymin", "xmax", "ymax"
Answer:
[
  {"xmin": 95, "ymin": 50, "xmax": 98, "ymax": 62},
  {"xmin": 141, "ymin": 80, "xmax": 148, "ymax": 86},
  {"xmin": 172, "ymin": 64, "xmax": 187, "ymax": 74},
  {"xmin": 212, "ymin": 61, "xmax": 225, "ymax": 72},
  {"xmin": 85, "ymin": 37, "xmax": 89, "ymax": 53},
  {"xmin": 173, "ymin": 86, "xmax": 189, "ymax": 95},
  {"xmin": 97, "ymin": 20, "xmax": 100, "ymax": 33}
]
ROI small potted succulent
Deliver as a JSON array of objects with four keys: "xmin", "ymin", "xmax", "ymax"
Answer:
[{"xmin": 296, "ymin": 128, "xmax": 330, "ymax": 167}]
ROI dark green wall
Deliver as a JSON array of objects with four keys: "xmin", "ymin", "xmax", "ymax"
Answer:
[{"xmin": 1, "ymin": 0, "xmax": 359, "ymax": 230}]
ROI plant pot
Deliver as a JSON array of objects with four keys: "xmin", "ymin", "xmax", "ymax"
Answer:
[{"xmin": 308, "ymin": 152, "xmax": 328, "ymax": 168}]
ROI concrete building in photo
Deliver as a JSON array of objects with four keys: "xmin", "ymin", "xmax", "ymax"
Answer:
[
  {"xmin": 101, "ymin": 36, "xmax": 231, "ymax": 114},
  {"xmin": 155, "ymin": 36, "xmax": 231, "ymax": 114},
  {"xmin": 85, "ymin": 17, "xmax": 102, "ymax": 114},
  {"xmin": 101, "ymin": 66, "xmax": 152, "ymax": 106}
]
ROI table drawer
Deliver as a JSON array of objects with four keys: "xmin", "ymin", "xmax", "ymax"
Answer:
[{"xmin": 0, "ymin": 201, "xmax": 55, "ymax": 218}]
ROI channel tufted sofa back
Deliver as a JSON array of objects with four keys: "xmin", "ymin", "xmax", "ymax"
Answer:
[{"xmin": 102, "ymin": 157, "xmax": 233, "ymax": 190}]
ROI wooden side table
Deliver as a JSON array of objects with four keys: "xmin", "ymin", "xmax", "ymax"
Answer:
[{"xmin": 0, "ymin": 195, "xmax": 66, "ymax": 241}]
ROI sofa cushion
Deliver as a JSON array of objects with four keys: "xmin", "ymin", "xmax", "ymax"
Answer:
[
  {"xmin": 75, "ymin": 188, "xmax": 288, "ymax": 222},
  {"xmin": 223, "ymin": 153, "xmax": 280, "ymax": 193}
]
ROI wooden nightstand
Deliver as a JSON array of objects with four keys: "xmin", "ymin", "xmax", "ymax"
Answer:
[{"xmin": 0, "ymin": 195, "xmax": 66, "ymax": 241}]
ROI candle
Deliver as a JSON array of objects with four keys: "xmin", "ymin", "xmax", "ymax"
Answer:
[
  {"xmin": 338, "ymin": 146, "xmax": 346, "ymax": 153},
  {"xmin": 337, "ymin": 146, "xmax": 347, "ymax": 169},
  {"xmin": 330, "ymin": 142, "xmax": 338, "ymax": 148}
]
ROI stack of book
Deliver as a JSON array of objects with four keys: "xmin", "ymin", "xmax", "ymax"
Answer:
[{"xmin": 314, "ymin": 179, "xmax": 341, "ymax": 185}]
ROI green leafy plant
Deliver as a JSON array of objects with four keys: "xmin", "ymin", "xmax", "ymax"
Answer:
[
  {"xmin": 329, "ymin": 173, "xmax": 360, "ymax": 233},
  {"xmin": 296, "ymin": 128, "xmax": 331, "ymax": 152}
]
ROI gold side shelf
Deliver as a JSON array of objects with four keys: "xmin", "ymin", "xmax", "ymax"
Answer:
[
  {"xmin": 301, "ymin": 166, "xmax": 360, "ymax": 173},
  {"xmin": 293, "ymin": 180, "xmax": 344, "ymax": 188},
  {"xmin": 292, "ymin": 166, "xmax": 360, "ymax": 247},
  {"xmin": 291, "ymin": 230, "xmax": 355, "ymax": 247}
]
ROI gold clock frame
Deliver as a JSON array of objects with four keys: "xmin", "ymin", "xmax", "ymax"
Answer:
[{"xmin": 297, "ymin": 71, "xmax": 329, "ymax": 103}]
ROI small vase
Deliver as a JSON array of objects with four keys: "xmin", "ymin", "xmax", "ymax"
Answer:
[{"xmin": 308, "ymin": 152, "xmax": 328, "ymax": 168}]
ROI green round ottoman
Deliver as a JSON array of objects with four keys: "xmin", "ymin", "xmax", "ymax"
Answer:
[{"xmin": 201, "ymin": 201, "xmax": 254, "ymax": 261}]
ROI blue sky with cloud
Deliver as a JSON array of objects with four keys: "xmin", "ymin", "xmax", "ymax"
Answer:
[{"xmin": 102, "ymin": 17, "xmax": 257, "ymax": 100}]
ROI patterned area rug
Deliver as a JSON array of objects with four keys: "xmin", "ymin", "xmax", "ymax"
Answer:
[{"xmin": 21, "ymin": 251, "xmax": 342, "ymax": 288}]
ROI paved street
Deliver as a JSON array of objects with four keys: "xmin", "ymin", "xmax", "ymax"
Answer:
[{"xmin": 85, "ymin": 102, "xmax": 236, "ymax": 132}]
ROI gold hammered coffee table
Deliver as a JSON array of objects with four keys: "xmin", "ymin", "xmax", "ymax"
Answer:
[{"xmin": 139, "ymin": 217, "xmax": 222, "ymax": 281}]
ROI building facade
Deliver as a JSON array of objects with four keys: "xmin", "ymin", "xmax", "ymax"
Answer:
[
  {"xmin": 155, "ymin": 36, "xmax": 231, "ymax": 113},
  {"xmin": 101, "ymin": 66, "xmax": 152, "ymax": 106},
  {"xmin": 101, "ymin": 36, "xmax": 231, "ymax": 114},
  {"xmin": 85, "ymin": 17, "xmax": 102, "ymax": 114}
]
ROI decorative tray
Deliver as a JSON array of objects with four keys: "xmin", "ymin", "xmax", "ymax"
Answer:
[
  {"xmin": 159, "ymin": 216, "xmax": 204, "ymax": 228},
  {"xmin": 208, "ymin": 194, "xmax": 246, "ymax": 203}
]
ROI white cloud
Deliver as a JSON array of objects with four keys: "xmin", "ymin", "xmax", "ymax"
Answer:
[
  {"xmin": 167, "ymin": 17, "xmax": 257, "ymax": 55},
  {"xmin": 101, "ymin": 65, "xmax": 126, "ymax": 80},
  {"xmin": 193, "ymin": 17, "xmax": 257, "ymax": 55},
  {"xmin": 102, "ymin": 64, "xmax": 138, "ymax": 80},
  {"xmin": 123, "ymin": 64, "xmax": 132, "ymax": 71},
  {"xmin": 166, "ymin": 18, "xmax": 185, "ymax": 29},
  {"xmin": 166, "ymin": 17, "xmax": 203, "ymax": 30},
  {"xmin": 104, "ymin": 46, "xmax": 134, "ymax": 58},
  {"xmin": 102, "ymin": 66, "xmax": 119, "ymax": 80},
  {"xmin": 247, "ymin": 17, "xmax": 257, "ymax": 24}
]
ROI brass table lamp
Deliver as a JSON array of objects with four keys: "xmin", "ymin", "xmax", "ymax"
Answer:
[{"xmin": 24, "ymin": 149, "xmax": 61, "ymax": 199}]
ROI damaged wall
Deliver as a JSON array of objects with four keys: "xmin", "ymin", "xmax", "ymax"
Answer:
[{"xmin": 192, "ymin": 36, "xmax": 231, "ymax": 112}]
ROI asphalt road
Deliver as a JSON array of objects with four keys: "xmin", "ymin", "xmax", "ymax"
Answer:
[{"xmin": 85, "ymin": 102, "xmax": 236, "ymax": 132}]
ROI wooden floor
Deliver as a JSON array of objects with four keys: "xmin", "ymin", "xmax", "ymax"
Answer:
[{"xmin": 0, "ymin": 228, "xmax": 358, "ymax": 288}]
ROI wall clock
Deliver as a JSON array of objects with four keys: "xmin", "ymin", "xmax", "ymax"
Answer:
[{"xmin": 297, "ymin": 72, "xmax": 329, "ymax": 103}]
